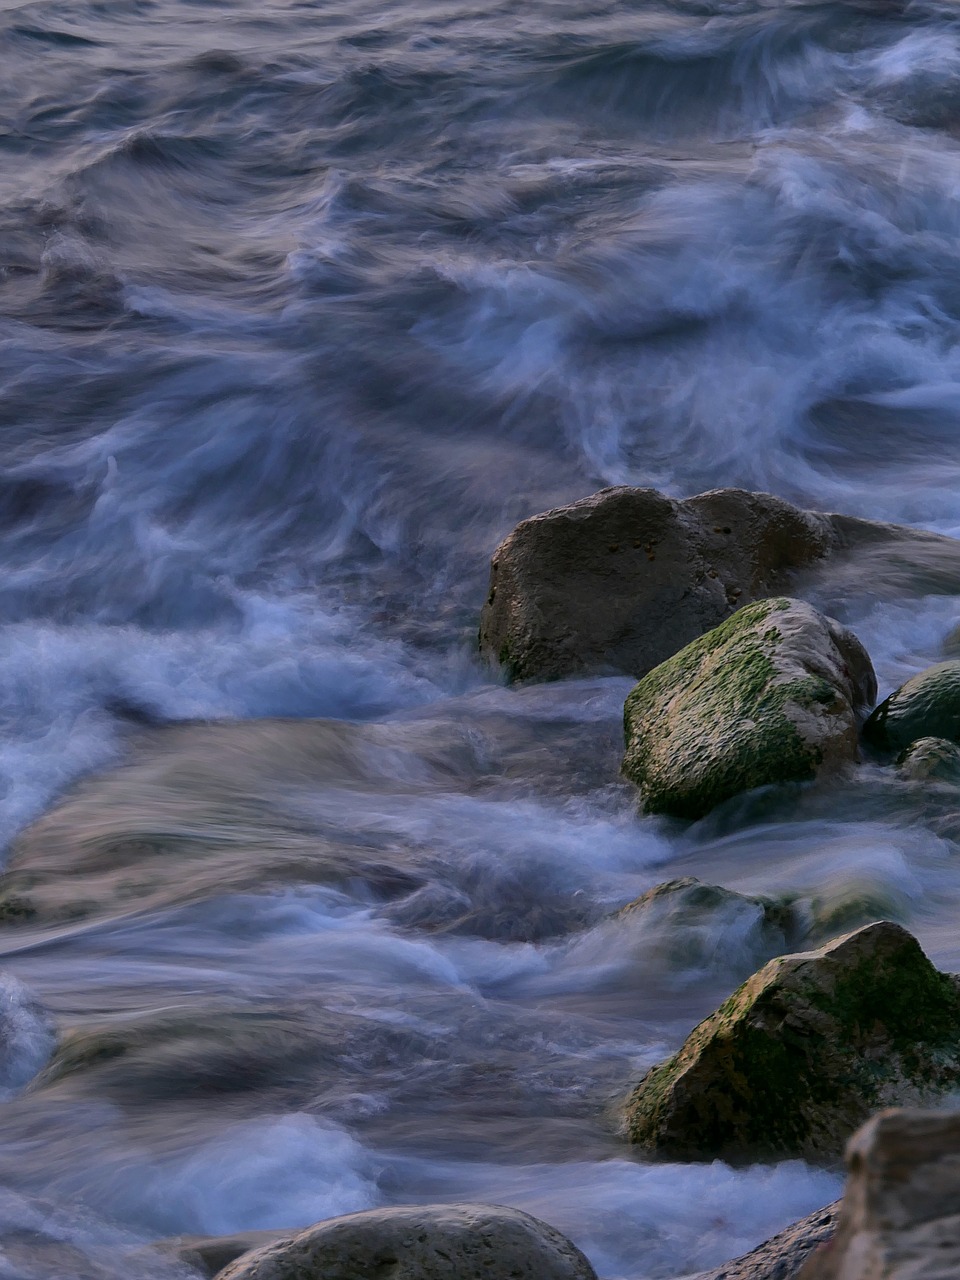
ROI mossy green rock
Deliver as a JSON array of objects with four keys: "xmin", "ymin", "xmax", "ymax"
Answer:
[
  {"xmin": 623, "ymin": 921, "xmax": 960, "ymax": 1161},
  {"xmin": 622, "ymin": 598, "xmax": 876, "ymax": 819},
  {"xmin": 865, "ymin": 662, "xmax": 960, "ymax": 753}
]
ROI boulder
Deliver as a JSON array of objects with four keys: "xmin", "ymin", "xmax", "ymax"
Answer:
[
  {"xmin": 212, "ymin": 1204, "xmax": 597, "ymax": 1280},
  {"xmin": 478, "ymin": 486, "xmax": 960, "ymax": 683},
  {"xmin": 865, "ymin": 662, "xmax": 960, "ymax": 754},
  {"xmin": 623, "ymin": 922, "xmax": 960, "ymax": 1161},
  {"xmin": 621, "ymin": 598, "xmax": 876, "ymax": 820},
  {"xmin": 692, "ymin": 1201, "xmax": 840, "ymax": 1280},
  {"xmin": 896, "ymin": 735, "xmax": 960, "ymax": 785},
  {"xmin": 798, "ymin": 1108, "xmax": 960, "ymax": 1280}
]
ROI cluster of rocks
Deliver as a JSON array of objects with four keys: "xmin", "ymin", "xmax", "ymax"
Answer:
[{"xmin": 480, "ymin": 484, "xmax": 960, "ymax": 820}]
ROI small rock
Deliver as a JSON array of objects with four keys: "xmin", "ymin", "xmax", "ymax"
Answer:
[
  {"xmin": 621, "ymin": 598, "xmax": 876, "ymax": 820},
  {"xmin": 614, "ymin": 878, "xmax": 795, "ymax": 973},
  {"xmin": 865, "ymin": 662, "xmax": 960, "ymax": 753},
  {"xmin": 212, "ymin": 1204, "xmax": 598, "ymax": 1280},
  {"xmin": 692, "ymin": 1201, "xmax": 840, "ymax": 1280},
  {"xmin": 623, "ymin": 921, "xmax": 960, "ymax": 1161},
  {"xmin": 798, "ymin": 1108, "xmax": 960, "ymax": 1280},
  {"xmin": 896, "ymin": 735, "xmax": 960, "ymax": 784}
]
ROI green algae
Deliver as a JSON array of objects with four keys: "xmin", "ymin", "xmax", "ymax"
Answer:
[
  {"xmin": 624, "ymin": 923, "xmax": 960, "ymax": 1161},
  {"xmin": 622, "ymin": 598, "xmax": 844, "ymax": 819}
]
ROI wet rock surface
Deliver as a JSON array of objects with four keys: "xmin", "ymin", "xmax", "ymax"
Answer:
[
  {"xmin": 798, "ymin": 1108, "xmax": 960, "ymax": 1280},
  {"xmin": 624, "ymin": 922, "xmax": 960, "ymax": 1161},
  {"xmin": 212, "ymin": 1204, "xmax": 598, "ymax": 1280},
  {"xmin": 865, "ymin": 661, "xmax": 960, "ymax": 754},
  {"xmin": 479, "ymin": 487, "xmax": 960, "ymax": 683},
  {"xmin": 621, "ymin": 598, "xmax": 876, "ymax": 820},
  {"xmin": 694, "ymin": 1201, "xmax": 840, "ymax": 1280}
]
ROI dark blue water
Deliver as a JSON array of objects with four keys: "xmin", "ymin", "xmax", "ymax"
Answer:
[{"xmin": 2, "ymin": 0, "xmax": 960, "ymax": 1274}]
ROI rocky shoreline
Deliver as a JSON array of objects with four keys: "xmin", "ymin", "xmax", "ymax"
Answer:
[{"xmin": 5, "ymin": 484, "xmax": 960, "ymax": 1278}]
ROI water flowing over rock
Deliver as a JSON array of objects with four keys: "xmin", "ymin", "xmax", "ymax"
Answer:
[
  {"xmin": 212, "ymin": 1204, "xmax": 598, "ymax": 1280},
  {"xmin": 798, "ymin": 1108, "xmax": 960, "ymax": 1280},
  {"xmin": 623, "ymin": 922, "xmax": 960, "ymax": 1161},
  {"xmin": 865, "ymin": 661, "xmax": 960, "ymax": 754},
  {"xmin": 479, "ymin": 487, "xmax": 960, "ymax": 683},
  {"xmin": 895, "ymin": 735, "xmax": 960, "ymax": 785},
  {"xmin": 621, "ymin": 598, "xmax": 876, "ymax": 820}
]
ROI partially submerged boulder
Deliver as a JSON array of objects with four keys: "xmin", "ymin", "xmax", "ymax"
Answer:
[
  {"xmin": 798, "ymin": 1108, "xmax": 960, "ymax": 1280},
  {"xmin": 614, "ymin": 878, "xmax": 795, "ymax": 974},
  {"xmin": 896, "ymin": 735, "xmax": 960, "ymax": 785},
  {"xmin": 621, "ymin": 598, "xmax": 876, "ymax": 820},
  {"xmin": 623, "ymin": 922, "xmax": 960, "ymax": 1161},
  {"xmin": 212, "ymin": 1204, "xmax": 597, "ymax": 1280},
  {"xmin": 865, "ymin": 661, "xmax": 960, "ymax": 754},
  {"xmin": 479, "ymin": 486, "xmax": 960, "ymax": 683}
]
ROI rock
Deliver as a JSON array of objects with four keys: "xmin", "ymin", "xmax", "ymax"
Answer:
[
  {"xmin": 692, "ymin": 1201, "xmax": 840, "ymax": 1280},
  {"xmin": 896, "ymin": 735, "xmax": 960, "ymax": 784},
  {"xmin": 865, "ymin": 662, "xmax": 960, "ymax": 754},
  {"xmin": 621, "ymin": 598, "xmax": 876, "ymax": 820},
  {"xmin": 212, "ymin": 1204, "xmax": 598, "ymax": 1280},
  {"xmin": 797, "ymin": 1108, "xmax": 960, "ymax": 1280},
  {"xmin": 154, "ymin": 1232, "xmax": 288, "ymax": 1278},
  {"xmin": 478, "ymin": 486, "xmax": 960, "ymax": 683},
  {"xmin": 614, "ymin": 878, "xmax": 796, "ymax": 973},
  {"xmin": 623, "ymin": 921, "xmax": 960, "ymax": 1161}
]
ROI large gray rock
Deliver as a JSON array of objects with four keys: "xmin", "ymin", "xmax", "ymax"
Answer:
[
  {"xmin": 621, "ymin": 598, "xmax": 876, "ymax": 820},
  {"xmin": 693, "ymin": 1202, "xmax": 840, "ymax": 1280},
  {"xmin": 212, "ymin": 1204, "xmax": 597, "ymax": 1280},
  {"xmin": 798, "ymin": 1108, "xmax": 960, "ymax": 1280},
  {"xmin": 624, "ymin": 922, "xmax": 960, "ymax": 1162},
  {"xmin": 479, "ymin": 487, "xmax": 960, "ymax": 683}
]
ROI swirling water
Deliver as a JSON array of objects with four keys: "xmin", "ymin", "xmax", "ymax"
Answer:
[{"xmin": 3, "ymin": 0, "xmax": 960, "ymax": 1275}]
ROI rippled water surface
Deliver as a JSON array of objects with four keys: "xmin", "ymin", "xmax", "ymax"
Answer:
[{"xmin": 3, "ymin": 0, "xmax": 960, "ymax": 1275}]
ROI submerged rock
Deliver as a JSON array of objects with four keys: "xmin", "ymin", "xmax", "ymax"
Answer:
[
  {"xmin": 614, "ymin": 878, "xmax": 796, "ymax": 973},
  {"xmin": 693, "ymin": 1201, "xmax": 840, "ymax": 1280},
  {"xmin": 621, "ymin": 598, "xmax": 875, "ymax": 820},
  {"xmin": 798, "ymin": 1108, "xmax": 960, "ymax": 1280},
  {"xmin": 212, "ymin": 1204, "xmax": 598, "ymax": 1280},
  {"xmin": 865, "ymin": 661, "xmax": 960, "ymax": 754},
  {"xmin": 896, "ymin": 735, "xmax": 960, "ymax": 784},
  {"xmin": 479, "ymin": 486, "xmax": 960, "ymax": 683},
  {"xmin": 623, "ymin": 921, "xmax": 960, "ymax": 1161}
]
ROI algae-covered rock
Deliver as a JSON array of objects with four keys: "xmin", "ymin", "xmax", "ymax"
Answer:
[
  {"xmin": 865, "ymin": 662, "xmax": 960, "ymax": 754},
  {"xmin": 623, "ymin": 921, "xmax": 960, "ymax": 1161},
  {"xmin": 896, "ymin": 735, "xmax": 960, "ymax": 784},
  {"xmin": 614, "ymin": 878, "xmax": 796, "ymax": 973},
  {"xmin": 622, "ymin": 598, "xmax": 876, "ymax": 820}
]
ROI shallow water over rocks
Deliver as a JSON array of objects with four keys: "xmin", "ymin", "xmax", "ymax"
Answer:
[{"xmin": 5, "ymin": 0, "xmax": 960, "ymax": 1274}]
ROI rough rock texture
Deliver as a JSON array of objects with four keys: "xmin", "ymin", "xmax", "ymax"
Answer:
[
  {"xmin": 692, "ymin": 1202, "xmax": 840, "ymax": 1280},
  {"xmin": 798, "ymin": 1108, "xmax": 960, "ymax": 1280},
  {"xmin": 896, "ymin": 736, "xmax": 960, "ymax": 785},
  {"xmin": 864, "ymin": 662, "xmax": 960, "ymax": 754},
  {"xmin": 623, "ymin": 922, "xmax": 960, "ymax": 1162},
  {"xmin": 479, "ymin": 486, "xmax": 960, "ymax": 683},
  {"xmin": 621, "ymin": 598, "xmax": 876, "ymax": 820},
  {"xmin": 212, "ymin": 1204, "xmax": 598, "ymax": 1280}
]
